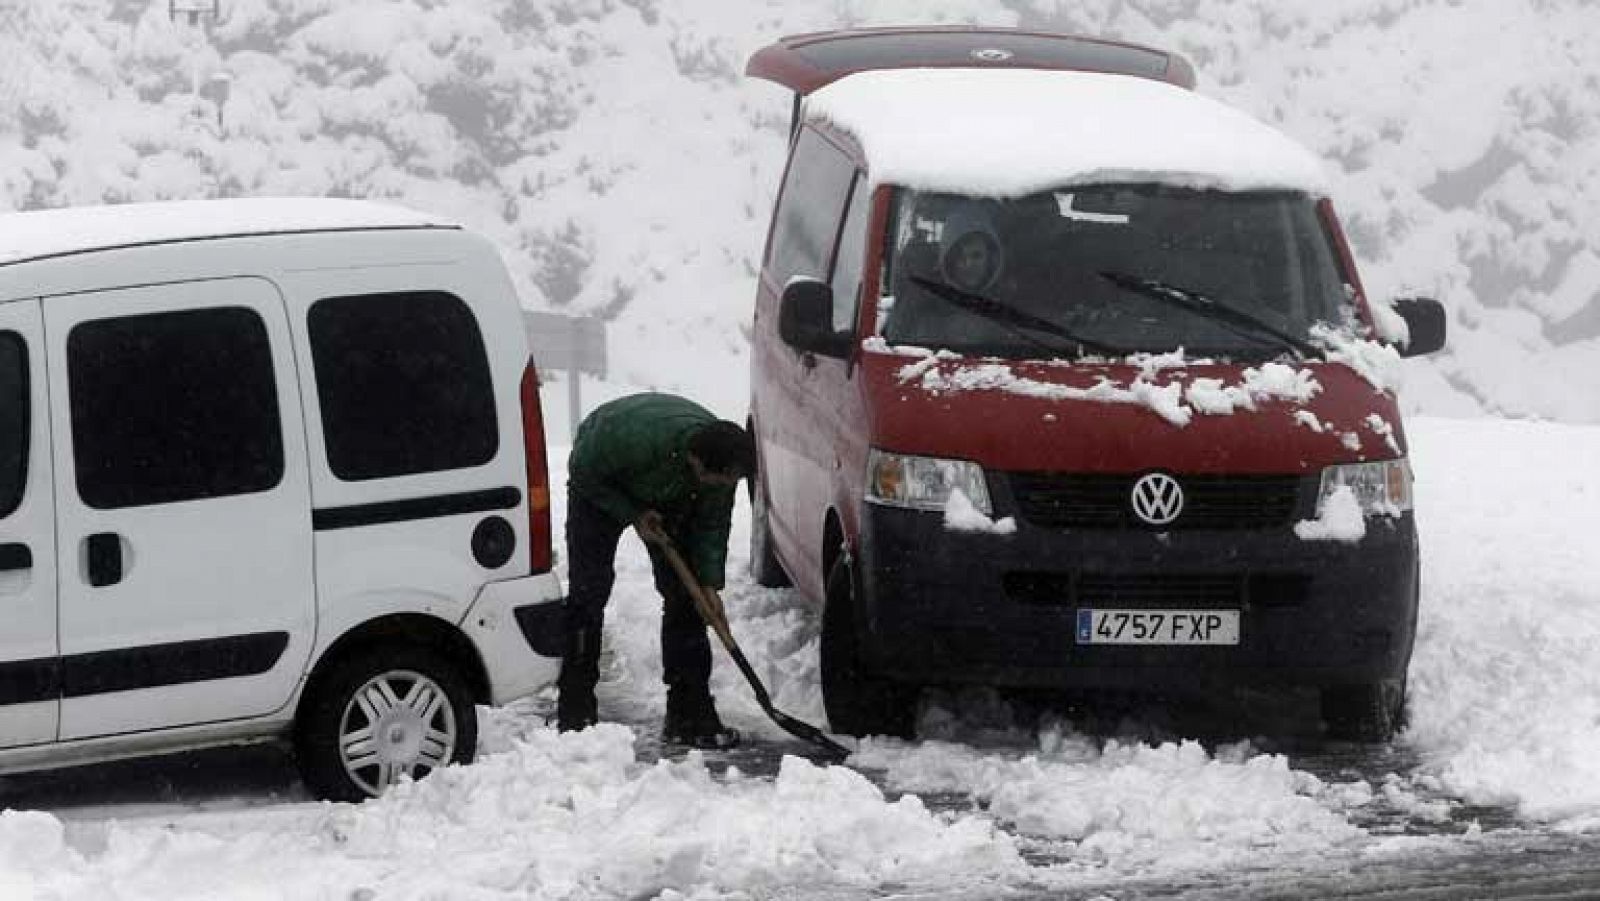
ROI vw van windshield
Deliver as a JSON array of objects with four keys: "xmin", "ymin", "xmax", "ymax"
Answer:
[{"xmin": 879, "ymin": 184, "xmax": 1353, "ymax": 359}]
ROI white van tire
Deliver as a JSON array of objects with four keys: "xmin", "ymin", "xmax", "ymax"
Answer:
[
  {"xmin": 294, "ymin": 646, "xmax": 477, "ymax": 801},
  {"xmin": 820, "ymin": 557, "xmax": 915, "ymax": 738}
]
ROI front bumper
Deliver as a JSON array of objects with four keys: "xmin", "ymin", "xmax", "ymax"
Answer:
[{"xmin": 856, "ymin": 493, "xmax": 1419, "ymax": 694}]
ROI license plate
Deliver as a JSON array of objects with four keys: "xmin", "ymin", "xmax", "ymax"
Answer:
[{"xmin": 1076, "ymin": 609, "xmax": 1240, "ymax": 645}]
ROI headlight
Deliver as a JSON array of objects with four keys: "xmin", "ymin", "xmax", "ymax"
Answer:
[
  {"xmin": 867, "ymin": 449, "xmax": 992, "ymax": 516},
  {"xmin": 1316, "ymin": 459, "xmax": 1412, "ymax": 516}
]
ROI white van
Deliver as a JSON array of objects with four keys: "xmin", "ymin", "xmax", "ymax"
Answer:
[{"xmin": 0, "ymin": 198, "xmax": 565, "ymax": 800}]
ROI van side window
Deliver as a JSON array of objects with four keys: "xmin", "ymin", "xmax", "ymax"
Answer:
[
  {"xmin": 68, "ymin": 308, "xmax": 284, "ymax": 509},
  {"xmin": 0, "ymin": 332, "xmax": 27, "ymax": 518},
  {"xmin": 767, "ymin": 128, "xmax": 856, "ymax": 287},
  {"xmin": 308, "ymin": 291, "xmax": 497, "ymax": 481},
  {"xmin": 829, "ymin": 173, "xmax": 873, "ymax": 334}
]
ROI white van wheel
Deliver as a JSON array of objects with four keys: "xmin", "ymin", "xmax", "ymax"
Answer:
[{"xmin": 295, "ymin": 647, "xmax": 477, "ymax": 801}]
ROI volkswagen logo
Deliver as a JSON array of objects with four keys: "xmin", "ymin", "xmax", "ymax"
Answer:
[
  {"xmin": 1130, "ymin": 473, "xmax": 1184, "ymax": 526},
  {"xmin": 970, "ymin": 47, "xmax": 1015, "ymax": 62}
]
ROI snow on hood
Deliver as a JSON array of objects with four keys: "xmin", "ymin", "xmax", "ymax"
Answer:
[
  {"xmin": 877, "ymin": 342, "xmax": 1324, "ymax": 429},
  {"xmin": 805, "ymin": 69, "xmax": 1329, "ymax": 198}
]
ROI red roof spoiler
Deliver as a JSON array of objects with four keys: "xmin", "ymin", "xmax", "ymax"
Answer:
[{"xmin": 746, "ymin": 26, "xmax": 1196, "ymax": 97}]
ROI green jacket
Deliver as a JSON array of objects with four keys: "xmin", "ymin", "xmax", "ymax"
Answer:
[{"xmin": 567, "ymin": 393, "xmax": 737, "ymax": 589}]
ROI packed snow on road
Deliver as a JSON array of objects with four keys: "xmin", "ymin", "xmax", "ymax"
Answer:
[{"xmin": 2, "ymin": 416, "xmax": 1597, "ymax": 899}]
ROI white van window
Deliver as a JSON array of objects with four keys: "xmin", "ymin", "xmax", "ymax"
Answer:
[
  {"xmin": 308, "ymin": 291, "xmax": 497, "ymax": 482},
  {"xmin": 0, "ymin": 332, "xmax": 27, "ymax": 518},
  {"xmin": 767, "ymin": 128, "xmax": 856, "ymax": 287},
  {"xmin": 68, "ymin": 308, "xmax": 284, "ymax": 509}
]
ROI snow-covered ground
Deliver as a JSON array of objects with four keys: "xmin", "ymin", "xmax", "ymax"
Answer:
[{"xmin": 3, "ymin": 415, "xmax": 1598, "ymax": 900}]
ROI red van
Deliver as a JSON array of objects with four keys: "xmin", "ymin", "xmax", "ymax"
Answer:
[{"xmin": 744, "ymin": 28, "xmax": 1446, "ymax": 741}]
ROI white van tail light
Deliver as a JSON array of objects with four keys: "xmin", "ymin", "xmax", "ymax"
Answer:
[{"xmin": 520, "ymin": 361, "xmax": 553, "ymax": 574}]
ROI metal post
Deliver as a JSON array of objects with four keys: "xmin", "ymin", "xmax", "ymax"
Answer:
[
  {"xmin": 523, "ymin": 310, "xmax": 606, "ymax": 445},
  {"xmin": 568, "ymin": 367, "xmax": 581, "ymax": 443}
]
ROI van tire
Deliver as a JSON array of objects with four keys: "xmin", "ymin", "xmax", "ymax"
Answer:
[
  {"xmin": 749, "ymin": 477, "xmax": 791, "ymax": 588},
  {"xmin": 1320, "ymin": 678, "xmax": 1406, "ymax": 743},
  {"xmin": 820, "ymin": 556, "xmax": 915, "ymax": 739},
  {"xmin": 295, "ymin": 645, "xmax": 477, "ymax": 802}
]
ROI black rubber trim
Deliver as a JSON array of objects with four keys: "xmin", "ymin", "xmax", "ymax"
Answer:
[
  {"xmin": 313, "ymin": 486, "xmax": 521, "ymax": 531},
  {"xmin": 0, "ymin": 542, "xmax": 32, "ymax": 572},
  {"xmin": 60, "ymin": 631, "xmax": 290, "ymax": 699},
  {"xmin": 0, "ymin": 657, "xmax": 59, "ymax": 705},
  {"xmin": 513, "ymin": 600, "xmax": 566, "ymax": 658}
]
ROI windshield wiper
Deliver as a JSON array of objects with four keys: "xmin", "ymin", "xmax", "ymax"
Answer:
[
  {"xmin": 1097, "ymin": 270, "xmax": 1319, "ymax": 359},
  {"xmin": 908, "ymin": 275, "xmax": 1127, "ymax": 357}
]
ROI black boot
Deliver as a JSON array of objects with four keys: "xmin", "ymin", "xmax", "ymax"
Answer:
[
  {"xmin": 557, "ymin": 621, "xmax": 603, "ymax": 733},
  {"xmin": 663, "ymin": 688, "xmax": 740, "ymax": 749}
]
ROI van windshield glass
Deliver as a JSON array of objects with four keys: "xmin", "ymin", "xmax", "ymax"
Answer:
[{"xmin": 879, "ymin": 185, "xmax": 1352, "ymax": 359}]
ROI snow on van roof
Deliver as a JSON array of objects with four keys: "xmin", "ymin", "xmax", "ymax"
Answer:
[
  {"xmin": 804, "ymin": 69, "xmax": 1329, "ymax": 197},
  {"xmin": 0, "ymin": 197, "xmax": 457, "ymax": 266}
]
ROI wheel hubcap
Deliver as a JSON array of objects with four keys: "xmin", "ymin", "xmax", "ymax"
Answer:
[{"xmin": 338, "ymin": 669, "xmax": 457, "ymax": 797}]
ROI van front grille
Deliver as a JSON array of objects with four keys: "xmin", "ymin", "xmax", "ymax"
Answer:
[
  {"xmin": 1008, "ymin": 472, "xmax": 1305, "ymax": 530},
  {"xmin": 1004, "ymin": 572, "xmax": 1310, "ymax": 608}
]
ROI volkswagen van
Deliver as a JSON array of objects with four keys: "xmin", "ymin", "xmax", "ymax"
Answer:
[{"xmin": 743, "ymin": 28, "xmax": 1447, "ymax": 741}]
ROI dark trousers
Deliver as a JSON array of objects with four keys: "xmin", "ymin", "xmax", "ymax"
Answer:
[{"xmin": 557, "ymin": 495, "xmax": 712, "ymax": 719}]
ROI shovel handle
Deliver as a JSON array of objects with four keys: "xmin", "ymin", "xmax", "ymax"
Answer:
[
  {"xmin": 658, "ymin": 543, "xmax": 736, "ymax": 648},
  {"xmin": 656, "ymin": 538, "xmax": 850, "ymax": 760}
]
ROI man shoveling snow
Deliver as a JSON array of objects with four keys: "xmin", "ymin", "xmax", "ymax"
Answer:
[{"xmin": 557, "ymin": 393, "xmax": 755, "ymax": 749}]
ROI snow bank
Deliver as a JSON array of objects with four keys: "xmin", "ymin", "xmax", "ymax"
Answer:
[
  {"xmin": 1404, "ymin": 417, "xmax": 1600, "ymax": 825},
  {"xmin": 806, "ymin": 69, "xmax": 1329, "ymax": 198},
  {"xmin": 853, "ymin": 730, "xmax": 1365, "ymax": 875},
  {"xmin": 0, "ymin": 728, "xmax": 1023, "ymax": 899}
]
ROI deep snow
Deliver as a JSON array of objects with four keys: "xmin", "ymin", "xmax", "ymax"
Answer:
[{"xmin": 3, "ymin": 415, "xmax": 1598, "ymax": 899}]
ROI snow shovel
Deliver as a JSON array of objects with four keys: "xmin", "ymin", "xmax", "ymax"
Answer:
[{"xmin": 658, "ymin": 540, "xmax": 851, "ymax": 761}]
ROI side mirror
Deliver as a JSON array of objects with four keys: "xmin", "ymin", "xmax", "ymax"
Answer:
[
  {"xmin": 778, "ymin": 279, "xmax": 851, "ymax": 359},
  {"xmin": 1390, "ymin": 297, "xmax": 1447, "ymax": 358}
]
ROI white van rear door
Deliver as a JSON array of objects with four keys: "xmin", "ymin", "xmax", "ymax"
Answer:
[
  {"xmin": 0, "ymin": 299, "xmax": 58, "ymax": 748},
  {"xmin": 43, "ymin": 278, "xmax": 315, "ymax": 741}
]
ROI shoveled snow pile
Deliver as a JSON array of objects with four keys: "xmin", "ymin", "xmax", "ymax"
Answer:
[
  {"xmin": 1405, "ymin": 418, "xmax": 1600, "ymax": 825},
  {"xmin": 0, "ymin": 727, "xmax": 1022, "ymax": 900},
  {"xmin": 805, "ymin": 69, "xmax": 1330, "ymax": 197},
  {"xmin": 853, "ymin": 732, "xmax": 1367, "ymax": 873}
]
